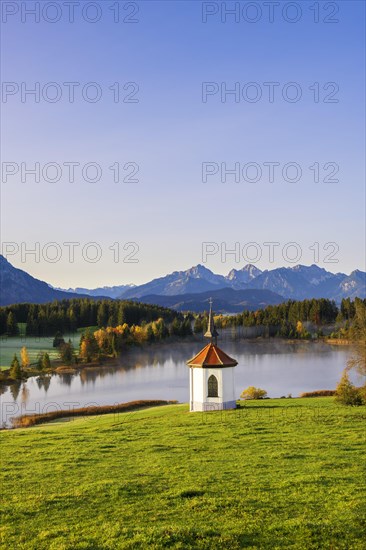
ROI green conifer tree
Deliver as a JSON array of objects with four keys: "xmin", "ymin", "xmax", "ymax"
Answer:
[{"xmin": 9, "ymin": 354, "xmax": 22, "ymax": 380}]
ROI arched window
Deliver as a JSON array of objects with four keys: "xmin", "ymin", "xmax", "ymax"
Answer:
[{"xmin": 207, "ymin": 374, "xmax": 218, "ymax": 397}]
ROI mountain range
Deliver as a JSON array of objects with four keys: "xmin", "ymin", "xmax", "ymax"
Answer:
[
  {"xmin": 56, "ymin": 284, "xmax": 135, "ymax": 300},
  {"xmin": 0, "ymin": 255, "xmax": 108, "ymax": 306},
  {"xmin": 115, "ymin": 263, "xmax": 365, "ymax": 303},
  {"xmin": 0, "ymin": 255, "xmax": 365, "ymax": 311},
  {"xmin": 137, "ymin": 287, "xmax": 284, "ymax": 313}
]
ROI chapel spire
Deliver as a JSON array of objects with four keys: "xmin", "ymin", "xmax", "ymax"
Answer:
[{"xmin": 204, "ymin": 298, "xmax": 219, "ymax": 345}]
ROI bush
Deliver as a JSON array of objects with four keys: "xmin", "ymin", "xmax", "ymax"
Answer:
[
  {"xmin": 335, "ymin": 371, "xmax": 363, "ymax": 406},
  {"xmin": 240, "ymin": 386, "xmax": 267, "ymax": 400},
  {"xmin": 300, "ymin": 390, "xmax": 335, "ymax": 398}
]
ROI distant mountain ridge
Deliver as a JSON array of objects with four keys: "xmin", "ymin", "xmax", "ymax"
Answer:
[
  {"xmin": 55, "ymin": 284, "xmax": 135, "ymax": 299},
  {"xmin": 118, "ymin": 263, "xmax": 365, "ymax": 303},
  {"xmin": 137, "ymin": 287, "xmax": 284, "ymax": 313},
  {"xmin": 0, "ymin": 255, "xmax": 104, "ymax": 306},
  {"xmin": 120, "ymin": 264, "xmax": 228, "ymax": 299},
  {"xmin": 0, "ymin": 255, "xmax": 365, "ymax": 308}
]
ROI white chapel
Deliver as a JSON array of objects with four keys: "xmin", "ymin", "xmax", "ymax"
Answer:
[{"xmin": 186, "ymin": 300, "xmax": 238, "ymax": 412}]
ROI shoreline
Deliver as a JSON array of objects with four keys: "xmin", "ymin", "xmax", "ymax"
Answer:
[
  {"xmin": 8, "ymin": 393, "xmax": 350, "ymax": 430},
  {"xmin": 10, "ymin": 399, "xmax": 179, "ymax": 429},
  {"xmin": 0, "ymin": 336, "xmax": 353, "ymax": 387}
]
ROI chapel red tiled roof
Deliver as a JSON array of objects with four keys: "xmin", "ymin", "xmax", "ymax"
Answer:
[{"xmin": 186, "ymin": 343, "xmax": 238, "ymax": 368}]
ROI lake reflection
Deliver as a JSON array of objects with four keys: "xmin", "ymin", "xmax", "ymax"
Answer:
[{"xmin": 0, "ymin": 340, "xmax": 356, "ymax": 427}]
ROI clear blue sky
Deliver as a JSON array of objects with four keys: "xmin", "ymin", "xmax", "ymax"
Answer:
[{"xmin": 1, "ymin": 1, "xmax": 365, "ymax": 288}]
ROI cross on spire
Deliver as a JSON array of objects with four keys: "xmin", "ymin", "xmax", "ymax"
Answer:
[{"xmin": 204, "ymin": 298, "xmax": 219, "ymax": 344}]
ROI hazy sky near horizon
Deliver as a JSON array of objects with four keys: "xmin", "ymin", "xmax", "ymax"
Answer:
[{"xmin": 1, "ymin": 0, "xmax": 365, "ymax": 288}]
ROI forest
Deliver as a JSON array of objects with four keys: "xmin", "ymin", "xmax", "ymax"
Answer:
[
  {"xmin": 1, "ymin": 297, "xmax": 365, "ymax": 340},
  {"xmin": 194, "ymin": 297, "xmax": 366, "ymax": 339},
  {"xmin": 0, "ymin": 299, "xmax": 182, "ymax": 337},
  {"xmin": 1, "ymin": 297, "xmax": 365, "ymax": 375}
]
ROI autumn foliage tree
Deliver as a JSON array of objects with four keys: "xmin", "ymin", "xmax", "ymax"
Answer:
[
  {"xmin": 79, "ymin": 331, "xmax": 99, "ymax": 362},
  {"xmin": 240, "ymin": 386, "xmax": 267, "ymax": 400},
  {"xmin": 90, "ymin": 318, "xmax": 171, "ymax": 357},
  {"xmin": 20, "ymin": 346, "xmax": 30, "ymax": 369}
]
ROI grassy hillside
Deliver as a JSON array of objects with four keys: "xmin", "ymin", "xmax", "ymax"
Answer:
[{"xmin": 1, "ymin": 398, "xmax": 365, "ymax": 549}]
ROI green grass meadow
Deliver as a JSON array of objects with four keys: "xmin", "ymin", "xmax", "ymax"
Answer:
[
  {"xmin": 0, "ymin": 326, "xmax": 90, "ymax": 369},
  {"xmin": 1, "ymin": 398, "xmax": 365, "ymax": 549}
]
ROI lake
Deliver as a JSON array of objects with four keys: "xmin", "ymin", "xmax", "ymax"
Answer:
[{"xmin": 0, "ymin": 339, "xmax": 358, "ymax": 427}]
